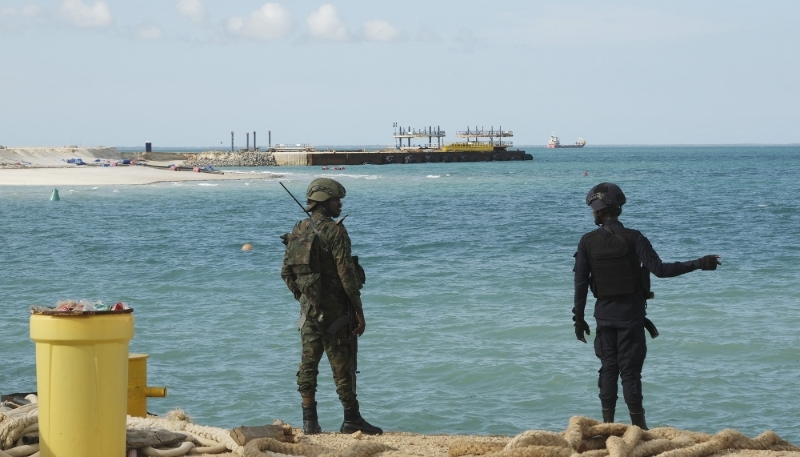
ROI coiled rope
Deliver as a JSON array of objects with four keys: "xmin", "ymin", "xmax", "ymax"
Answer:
[
  {"xmin": 5, "ymin": 408, "xmax": 796, "ymax": 457},
  {"xmin": 448, "ymin": 416, "xmax": 800, "ymax": 457},
  {"xmin": 0, "ymin": 404, "xmax": 38, "ymax": 452}
]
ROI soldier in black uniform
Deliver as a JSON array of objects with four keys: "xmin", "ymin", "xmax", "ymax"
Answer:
[{"xmin": 573, "ymin": 182, "xmax": 721, "ymax": 430}]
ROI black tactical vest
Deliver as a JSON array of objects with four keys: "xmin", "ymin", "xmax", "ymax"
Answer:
[{"xmin": 585, "ymin": 227, "xmax": 642, "ymax": 298}]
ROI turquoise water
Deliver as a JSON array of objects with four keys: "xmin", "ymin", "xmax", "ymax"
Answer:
[{"xmin": 1, "ymin": 146, "xmax": 799, "ymax": 441}]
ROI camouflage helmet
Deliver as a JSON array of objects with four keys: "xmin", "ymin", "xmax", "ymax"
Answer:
[
  {"xmin": 586, "ymin": 182, "xmax": 626, "ymax": 210},
  {"xmin": 305, "ymin": 178, "xmax": 346, "ymax": 210},
  {"xmin": 307, "ymin": 178, "xmax": 346, "ymax": 201}
]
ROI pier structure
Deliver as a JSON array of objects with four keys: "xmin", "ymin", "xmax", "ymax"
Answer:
[
  {"xmin": 393, "ymin": 123, "xmax": 446, "ymax": 149},
  {"xmin": 269, "ymin": 143, "xmax": 317, "ymax": 166},
  {"xmin": 268, "ymin": 124, "xmax": 531, "ymax": 166},
  {"xmin": 455, "ymin": 126, "xmax": 513, "ymax": 147}
]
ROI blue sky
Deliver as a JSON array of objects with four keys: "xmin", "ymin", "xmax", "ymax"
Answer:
[{"xmin": 1, "ymin": 0, "xmax": 798, "ymax": 147}]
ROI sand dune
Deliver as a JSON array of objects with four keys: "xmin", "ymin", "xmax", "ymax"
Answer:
[
  {"xmin": 0, "ymin": 147, "xmax": 281, "ymax": 186},
  {"xmin": 0, "ymin": 147, "xmax": 125, "ymax": 168}
]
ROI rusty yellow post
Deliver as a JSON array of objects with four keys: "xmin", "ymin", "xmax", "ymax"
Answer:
[{"xmin": 128, "ymin": 353, "xmax": 167, "ymax": 417}]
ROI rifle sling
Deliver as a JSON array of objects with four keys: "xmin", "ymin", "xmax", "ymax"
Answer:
[{"xmin": 602, "ymin": 224, "xmax": 627, "ymax": 245}]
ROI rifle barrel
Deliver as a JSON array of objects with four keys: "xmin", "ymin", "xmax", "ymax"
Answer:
[{"xmin": 280, "ymin": 182, "xmax": 312, "ymax": 218}]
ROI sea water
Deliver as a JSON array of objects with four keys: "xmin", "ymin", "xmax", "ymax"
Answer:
[{"xmin": 1, "ymin": 146, "xmax": 799, "ymax": 441}]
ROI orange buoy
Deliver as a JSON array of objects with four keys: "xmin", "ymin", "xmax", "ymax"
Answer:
[{"xmin": 242, "ymin": 243, "xmax": 253, "ymax": 251}]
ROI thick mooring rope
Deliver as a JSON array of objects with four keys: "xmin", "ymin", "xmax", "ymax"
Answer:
[
  {"xmin": 0, "ymin": 404, "xmax": 38, "ymax": 451},
  {"xmin": 127, "ymin": 411, "xmax": 244, "ymax": 456},
  {"xmin": 448, "ymin": 416, "xmax": 800, "ymax": 457},
  {"xmin": 4, "ymin": 408, "xmax": 797, "ymax": 457}
]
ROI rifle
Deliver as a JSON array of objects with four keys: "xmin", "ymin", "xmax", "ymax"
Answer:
[
  {"xmin": 641, "ymin": 267, "xmax": 659, "ymax": 339},
  {"xmin": 281, "ymin": 182, "xmax": 360, "ymax": 391},
  {"xmin": 280, "ymin": 182, "xmax": 327, "ymax": 251},
  {"xmin": 347, "ymin": 301, "xmax": 359, "ymax": 392},
  {"xmin": 325, "ymin": 298, "xmax": 360, "ymax": 393}
]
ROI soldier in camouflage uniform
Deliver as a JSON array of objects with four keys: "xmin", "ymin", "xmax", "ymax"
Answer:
[{"xmin": 281, "ymin": 178, "xmax": 382, "ymax": 436}]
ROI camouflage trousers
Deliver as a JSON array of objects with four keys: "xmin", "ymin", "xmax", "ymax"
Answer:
[{"xmin": 297, "ymin": 314, "xmax": 357, "ymax": 407}]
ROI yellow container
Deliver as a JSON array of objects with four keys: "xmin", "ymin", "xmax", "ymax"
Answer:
[
  {"xmin": 127, "ymin": 353, "xmax": 167, "ymax": 417},
  {"xmin": 30, "ymin": 313, "xmax": 134, "ymax": 457}
]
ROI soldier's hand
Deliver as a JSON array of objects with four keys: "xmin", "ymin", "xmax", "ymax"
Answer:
[
  {"xmin": 693, "ymin": 255, "xmax": 722, "ymax": 270},
  {"xmin": 575, "ymin": 320, "xmax": 591, "ymax": 343},
  {"xmin": 353, "ymin": 313, "xmax": 366, "ymax": 337}
]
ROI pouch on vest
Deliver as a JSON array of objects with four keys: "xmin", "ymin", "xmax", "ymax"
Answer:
[
  {"xmin": 352, "ymin": 255, "xmax": 366, "ymax": 287},
  {"xmin": 284, "ymin": 219, "xmax": 323, "ymax": 307},
  {"xmin": 588, "ymin": 233, "xmax": 636, "ymax": 297}
]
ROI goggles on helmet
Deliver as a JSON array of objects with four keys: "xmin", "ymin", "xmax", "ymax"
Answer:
[
  {"xmin": 586, "ymin": 192, "xmax": 615, "ymax": 207},
  {"xmin": 307, "ymin": 184, "xmax": 334, "ymax": 197}
]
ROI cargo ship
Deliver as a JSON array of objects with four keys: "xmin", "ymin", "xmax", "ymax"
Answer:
[{"xmin": 547, "ymin": 134, "xmax": 586, "ymax": 148}]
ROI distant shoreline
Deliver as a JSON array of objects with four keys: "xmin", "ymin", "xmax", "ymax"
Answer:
[
  {"xmin": 0, "ymin": 167, "xmax": 283, "ymax": 186},
  {"xmin": 2, "ymin": 143, "xmax": 798, "ymax": 153},
  {"xmin": 0, "ymin": 147, "xmax": 283, "ymax": 186}
]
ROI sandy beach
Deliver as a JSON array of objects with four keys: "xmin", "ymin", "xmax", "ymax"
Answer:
[
  {"xmin": 294, "ymin": 431, "xmax": 800, "ymax": 457},
  {"xmin": 0, "ymin": 147, "xmax": 280, "ymax": 186},
  {"xmin": 155, "ymin": 425, "xmax": 800, "ymax": 457}
]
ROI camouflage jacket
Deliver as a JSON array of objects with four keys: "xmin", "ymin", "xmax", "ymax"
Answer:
[{"xmin": 281, "ymin": 212, "xmax": 364, "ymax": 315}]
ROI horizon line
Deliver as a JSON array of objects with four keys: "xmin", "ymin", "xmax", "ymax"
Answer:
[{"xmin": 3, "ymin": 143, "xmax": 799, "ymax": 149}]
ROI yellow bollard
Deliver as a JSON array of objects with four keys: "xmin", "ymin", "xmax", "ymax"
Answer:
[
  {"xmin": 30, "ymin": 312, "xmax": 134, "ymax": 457},
  {"xmin": 127, "ymin": 353, "xmax": 167, "ymax": 417}
]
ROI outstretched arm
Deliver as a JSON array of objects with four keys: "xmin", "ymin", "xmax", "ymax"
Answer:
[{"xmin": 634, "ymin": 232, "xmax": 697, "ymax": 278}]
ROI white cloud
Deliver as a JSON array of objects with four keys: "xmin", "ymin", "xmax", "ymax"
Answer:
[
  {"xmin": 59, "ymin": 0, "xmax": 112, "ymax": 28},
  {"xmin": 138, "ymin": 25, "xmax": 163, "ymax": 40},
  {"xmin": 307, "ymin": 4, "xmax": 349, "ymax": 42},
  {"xmin": 0, "ymin": 5, "xmax": 42, "ymax": 17},
  {"xmin": 226, "ymin": 3, "xmax": 294, "ymax": 41},
  {"xmin": 363, "ymin": 19, "xmax": 402, "ymax": 43},
  {"xmin": 175, "ymin": 0, "xmax": 206, "ymax": 25}
]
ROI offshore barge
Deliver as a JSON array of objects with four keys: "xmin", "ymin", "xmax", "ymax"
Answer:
[{"xmin": 271, "ymin": 126, "xmax": 533, "ymax": 166}]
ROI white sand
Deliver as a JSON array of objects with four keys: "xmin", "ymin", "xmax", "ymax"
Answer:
[
  {"xmin": 0, "ymin": 146, "xmax": 125, "ymax": 167},
  {"xmin": 0, "ymin": 147, "xmax": 280, "ymax": 186},
  {"xmin": 0, "ymin": 167, "xmax": 282, "ymax": 186}
]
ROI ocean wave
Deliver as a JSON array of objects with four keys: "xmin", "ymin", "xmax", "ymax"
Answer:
[{"xmin": 320, "ymin": 173, "xmax": 382, "ymax": 180}]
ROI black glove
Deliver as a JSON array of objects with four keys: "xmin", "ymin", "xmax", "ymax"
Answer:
[
  {"xmin": 693, "ymin": 255, "xmax": 721, "ymax": 271},
  {"xmin": 575, "ymin": 320, "xmax": 591, "ymax": 343}
]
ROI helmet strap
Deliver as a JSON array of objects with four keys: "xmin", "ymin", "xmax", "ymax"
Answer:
[
  {"xmin": 312, "ymin": 200, "xmax": 334, "ymax": 217},
  {"xmin": 593, "ymin": 207, "xmax": 620, "ymax": 226}
]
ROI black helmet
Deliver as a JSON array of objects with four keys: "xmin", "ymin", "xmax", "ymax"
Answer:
[{"xmin": 586, "ymin": 182, "xmax": 626, "ymax": 210}]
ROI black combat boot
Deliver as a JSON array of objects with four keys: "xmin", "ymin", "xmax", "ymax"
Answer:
[
  {"xmin": 340, "ymin": 402, "xmax": 383, "ymax": 435},
  {"xmin": 302, "ymin": 402, "xmax": 322, "ymax": 434},
  {"xmin": 602, "ymin": 408, "xmax": 615, "ymax": 423},
  {"xmin": 630, "ymin": 410, "xmax": 648, "ymax": 430}
]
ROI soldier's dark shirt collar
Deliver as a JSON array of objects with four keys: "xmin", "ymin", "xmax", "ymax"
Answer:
[{"xmin": 603, "ymin": 218, "xmax": 624, "ymax": 229}]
